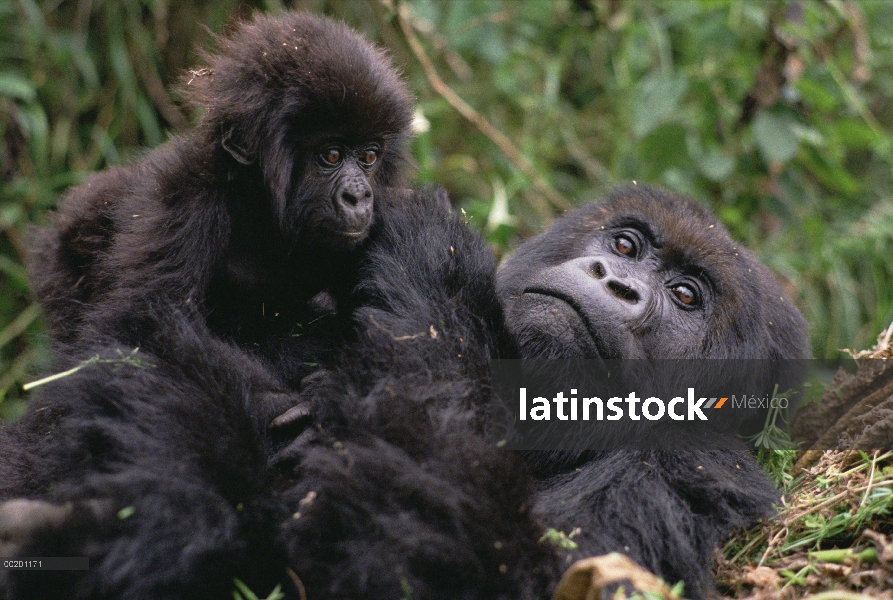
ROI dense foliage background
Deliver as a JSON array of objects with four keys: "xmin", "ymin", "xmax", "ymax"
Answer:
[{"xmin": 1, "ymin": 0, "xmax": 892, "ymax": 418}]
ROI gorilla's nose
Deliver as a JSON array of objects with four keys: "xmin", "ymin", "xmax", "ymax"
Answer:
[
  {"xmin": 338, "ymin": 183, "xmax": 372, "ymax": 207},
  {"xmin": 590, "ymin": 261, "xmax": 608, "ymax": 279},
  {"xmin": 589, "ymin": 261, "xmax": 640, "ymax": 304},
  {"xmin": 335, "ymin": 180, "xmax": 373, "ymax": 233},
  {"xmin": 605, "ymin": 279, "xmax": 640, "ymax": 304}
]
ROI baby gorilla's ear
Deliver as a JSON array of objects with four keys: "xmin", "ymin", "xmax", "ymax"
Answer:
[{"xmin": 221, "ymin": 126, "xmax": 255, "ymax": 165}]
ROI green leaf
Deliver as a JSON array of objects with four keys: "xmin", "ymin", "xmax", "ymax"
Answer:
[
  {"xmin": 0, "ymin": 73, "xmax": 37, "ymax": 102},
  {"xmin": 632, "ymin": 73, "xmax": 689, "ymax": 138},
  {"xmin": 828, "ymin": 118, "xmax": 883, "ymax": 150},
  {"xmin": 698, "ymin": 148, "xmax": 735, "ymax": 182},
  {"xmin": 795, "ymin": 77, "xmax": 840, "ymax": 112},
  {"xmin": 639, "ymin": 123, "xmax": 689, "ymax": 174},
  {"xmin": 752, "ymin": 111, "xmax": 799, "ymax": 164}
]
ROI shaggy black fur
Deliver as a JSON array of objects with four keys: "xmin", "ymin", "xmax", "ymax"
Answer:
[
  {"xmin": 274, "ymin": 189, "xmax": 558, "ymax": 598},
  {"xmin": 0, "ymin": 323, "xmax": 288, "ymax": 598},
  {"xmin": 27, "ymin": 11, "xmax": 415, "ymax": 418},
  {"xmin": 0, "ymin": 189, "xmax": 557, "ymax": 600},
  {"xmin": 6, "ymin": 163, "xmax": 807, "ymax": 599}
]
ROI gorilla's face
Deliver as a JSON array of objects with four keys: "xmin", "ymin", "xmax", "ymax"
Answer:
[
  {"xmin": 503, "ymin": 223, "xmax": 711, "ymax": 359},
  {"xmin": 197, "ymin": 11, "xmax": 414, "ymax": 256},
  {"xmin": 278, "ymin": 134, "xmax": 391, "ymax": 253},
  {"xmin": 497, "ymin": 186, "xmax": 809, "ymax": 361}
]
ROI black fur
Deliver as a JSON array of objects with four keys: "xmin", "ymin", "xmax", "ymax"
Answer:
[
  {"xmin": 0, "ymin": 189, "xmax": 558, "ymax": 599},
  {"xmin": 275, "ymin": 190, "xmax": 558, "ymax": 598},
  {"xmin": 0, "ymin": 322, "xmax": 288, "ymax": 598},
  {"xmin": 27, "ymin": 11, "xmax": 414, "ymax": 410}
]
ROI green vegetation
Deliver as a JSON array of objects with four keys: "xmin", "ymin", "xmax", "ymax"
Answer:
[
  {"xmin": 233, "ymin": 579, "xmax": 284, "ymax": 600},
  {"xmin": 2, "ymin": 0, "xmax": 893, "ymax": 417},
  {"xmin": 720, "ymin": 451, "xmax": 892, "ymax": 598}
]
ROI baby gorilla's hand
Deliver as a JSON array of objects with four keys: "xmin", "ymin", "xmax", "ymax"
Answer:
[
  {"xmin": 266, "ymin": 370, "xmax": 342, "ymax": 470},
  {"xmin": 265, "ymin": 369, "xmax": 331, "ymax": 430},
  {"xmin": 261, "ymin": 392, "xmax": 310, "ymax": 430}
]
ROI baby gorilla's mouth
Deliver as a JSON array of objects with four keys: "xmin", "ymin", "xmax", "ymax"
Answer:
[{"xmin": 341, "ymin": 229, "xmax": 369, "ymax": 240}]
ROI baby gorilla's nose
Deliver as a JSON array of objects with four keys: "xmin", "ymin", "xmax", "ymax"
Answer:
[
  {"xmin": 338, "ymin": 180, "xmax": 372, "ymax": 207},
  {"xmin": 335, "ymin": 179, "xmax": 373, "ymax": 235}
]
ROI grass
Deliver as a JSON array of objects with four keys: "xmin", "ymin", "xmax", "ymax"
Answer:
[
  {"xmin": 233, "ymin": 580, "xmax": 284, "ymax": 600},
  {"xmin": 718, "ymin": 450, "xmax": 893, "ymax": 599}
]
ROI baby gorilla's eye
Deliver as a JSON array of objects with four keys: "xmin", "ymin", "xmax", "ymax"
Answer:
[
  {"xmin": 362, "ymin": 149, "xmax": 378, "ymax": 165},
  {"xmin": 671, "ymin": 284, "xmax": 698, "ymax": 307},
  {"xmin": 614, "ymin": 234, "xmax": 637, "ymax": 257},
  {"xmin": 322, "ymin": 149, "xmax": 341, "ymax": 165}
]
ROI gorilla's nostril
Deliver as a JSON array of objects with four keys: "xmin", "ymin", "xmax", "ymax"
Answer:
[
  {"xmin": 340, "ymin": 190, "xmax": 359, "ymax": 206},
  {"xmin": 607, "ymin": 279, "xmax": 639, "ymax": 303},
  {"xmin": 590, "ymin": 262, "xmax": 606, "ymax": 279}
]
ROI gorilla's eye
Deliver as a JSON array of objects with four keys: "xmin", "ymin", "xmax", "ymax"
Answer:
[
  {"xmin": 322, "ymin": 149, "xmax": 341, "ymax": 165},
  {"xmin": 614, "ymin": 234, "xmax": 637, "ymax": 257},
  {"xmin": 671, "ymin": 284, "xmax": 699, "ymax": 307},
  {"xmin": 362, "ymin": 149, "xmax": 378, "ymax": 166}
]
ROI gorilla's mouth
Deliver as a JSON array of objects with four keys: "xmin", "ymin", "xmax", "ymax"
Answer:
[
  {"xmin": 520, "ymin": 288, "xmax": 608, "ymax": 358},
  {"xmin": 340, "ymin": 229, "xmax": 370, "ymax": 241}
]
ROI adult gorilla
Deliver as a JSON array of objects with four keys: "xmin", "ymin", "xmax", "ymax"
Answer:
[
  {"xmin": 497, "ymin": 186, "xmax": 808, "ymax": 595},
  {"xmin": 0, "ymin": 186, "xmax": 806, "ymax": 599}
]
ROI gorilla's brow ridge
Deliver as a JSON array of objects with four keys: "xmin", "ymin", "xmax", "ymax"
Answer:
[{"xmin": 608, "ymin": 215, "xmax": 662, "ymax": 248}]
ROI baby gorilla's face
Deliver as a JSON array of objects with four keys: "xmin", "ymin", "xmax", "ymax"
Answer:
[
  {"xmin": 277, "ymin": 137, "xmax": 388, "ymax": 254},
  {"xmin": 497, "ymin": 185, "xmax": 809, "ymax": 361}
]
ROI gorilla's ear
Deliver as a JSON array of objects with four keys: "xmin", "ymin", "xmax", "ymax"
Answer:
[{"xmin": 221, "ymin": 126, "xmax": 255, "ymax": 165}]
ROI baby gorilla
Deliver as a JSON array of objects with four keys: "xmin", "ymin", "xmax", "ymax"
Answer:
[{"xmin": 28, "ymin": 11, "xmax": 414, "ymax": 421}]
